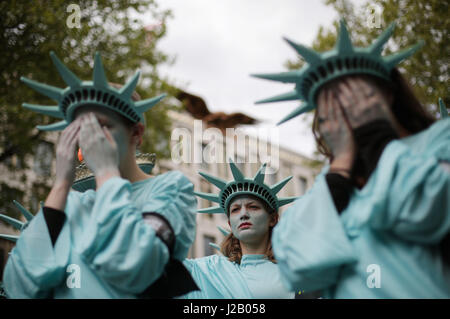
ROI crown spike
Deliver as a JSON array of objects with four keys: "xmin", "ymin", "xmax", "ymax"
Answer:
[
  {"xmin": 368, "ymin": 21, "xmax": 396, "ymax": 55},
  {"xmin": 383, "ymin": 40, "xmax": 424, "ymax": 69},
  {"xmin": 250, "ymin": 71, "xmax": 301, "ymax": 83},
  {"xmin": 253, "ymin": 163, "xmax": 267, "ymax": 184},
  {"xmin": 0, "ymin": 214, "xmax": 24, "ymax": 230},
  {"xmin": 197, "ymin": 206, "xmax": 224, "ymax": 214},
  {"xmin": 93, "ymin": 52, "xmax": 109, "ymax": 88},
  {"xmin": 50, "ymin": 51, "xmax": 81, "ymax": 87},
  {"xmin": 20, "ymin": 77, "xmax": 63, "ymax": 102},
  {"xmin": 22, "ymin": 103, "xmax": 64, "ymax": 119},
  {"xmin": 0, "ymin": 234, "xmax": 18, "ymax": 243},
  {"xmin": 134, "ymin": 93, "xmax": 166, "ymax": 113},
  {"xmin": 194, "ymin": 191, "xmax": 220, "ymax": 203},
  {"xmin": 199, "ymin": 172, "xmax": 227, "ymax": 189},
  {"xmin": 284, "ymin": 37, "xmax": 322, "ymax": 65},
  {"xmin": 228, "ymin": 158, "xmax": 245, "ymax": 181},
  {"xmin": 13, "ymin": 200, "xmax": 34, "ymax": 222},
  {"xmin": 271, "ymin": 176, "xmax": 293, "ymax": 194},
  {"xmin": 120, "ymin": 71, "xmax": 141, "ymax": 100},
  {"xmin": 21, "ymin": 52, "xmax": 166, "ymax": 132},
  {"xmin": 277, "ymin": 104, "xmax": 314, "ymax": 125},
  {"xmin": 255, "ymin": 90, "xmax": 302, "ymax": 104},
  {"xmin": 336, "ymin": 19, "xmax": 354, "ymax": 54},
  {"xmin": 217, "ymin": 226, "xmax": 230, "ymax": 237},
  {"xmin": 37, "ymin": 120, "xmax": 69, "ymax": 131},
  {"xmin": 278, "ymin": 197, "xmax": 298, "ymax": 207},
  {"xmin": 439, "ymin": 98, "xmax": 448, "ymax": 118}
]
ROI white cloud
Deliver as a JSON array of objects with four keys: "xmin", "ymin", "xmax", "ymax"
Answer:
[{"xmin": 144, "ymin": 0, "xmax": 339, "ymax": 158}]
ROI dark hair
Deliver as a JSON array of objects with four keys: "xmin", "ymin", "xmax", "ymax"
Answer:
[
  {"xmin": 221, "ymin": 195, "xmax": 278, "ymax": 264},
  {"xmin": 312, "ymin": 70, "xmax": 450, "ymax": 266},
  {"xmin": 312, "ymin": 68, "xmax": 436, "ymax": 159}
]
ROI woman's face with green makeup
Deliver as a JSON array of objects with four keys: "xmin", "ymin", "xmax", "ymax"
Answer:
[{"xmin": 228, "ymin": 196, "xmax": 275, "ymax": 243}]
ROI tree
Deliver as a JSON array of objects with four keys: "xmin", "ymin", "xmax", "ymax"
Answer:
[
  {"xmin": 0, "ymin": 0, "xmax": 177, "ymax": 217},
  {"xmin": 286, "ymin": 0, "xmax": 448, "ymax": 116}
]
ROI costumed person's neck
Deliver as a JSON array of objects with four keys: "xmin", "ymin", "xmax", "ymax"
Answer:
[
  {"xmin": 119, "ymin": 152, "xmax": 152, "ymax": 183},
  {"xmin": 239, "ymin": 233, "xmax": 270, "ymax": 256}
]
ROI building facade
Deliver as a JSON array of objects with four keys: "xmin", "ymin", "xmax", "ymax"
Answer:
[
  {"xmin": 0, "ymin": 107, "xmax": 320, "ymax": 268},
  {"xmin": 155, "ymin": 109, "xmax": 319, "ymax": 259}
]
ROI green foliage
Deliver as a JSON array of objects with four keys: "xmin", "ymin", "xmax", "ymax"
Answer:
[
  {"xmin": 286, "ymin": 0, "xmax": 448, "ymax": 115},
  {"xmin": 0, "ymin": 0, "xmax": 176, "ymax": 216}
]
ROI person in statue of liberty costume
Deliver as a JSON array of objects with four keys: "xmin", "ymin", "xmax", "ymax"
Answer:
[
  {"xmin": 252, "ymin": 20, "xmax": 450, "ymax": 298},
  {"xmin": 3, "ymin": 52, "xmax": 198, "ymax": 298},
  {"xmin": 180, "ymin": 159, "xmax": 297, "ymax": 299}
]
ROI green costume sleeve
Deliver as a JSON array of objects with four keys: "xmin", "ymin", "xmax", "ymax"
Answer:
[
  {"xmin": 367, "ymin": 118, "xmax": 450, "ymax": 243},
  {"xmin": 272, "ymin": 119, "xmax": 450, "ymax": 298},
  {"xmin": 3, "ymin": 209, "xmax": 71, "ymax": 298},
  {"xmin": 78, "ymin": 171, "xmax": 197, "ymax": 294},
  {"xmin": 272, "ymin": 171, "xmax": 358, "ymax": 293}
]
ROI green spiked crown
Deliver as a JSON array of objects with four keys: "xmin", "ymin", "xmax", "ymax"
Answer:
[
  {"xmin": 0, "ymin": 200, "xmax": 36, "ymax": 243},
  {"xmin": 195, "ymin": 159, "xmax": 297, "ymax": 215},
  {"xmin": 252, "ymin": 19, "xmax": 424, "ymax": 125},
  {"xmin": 21, "ymin": 51, "xmax": 166, "ymax": 131}
]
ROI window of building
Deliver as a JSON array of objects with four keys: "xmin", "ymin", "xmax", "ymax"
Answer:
[
  {"xmin": 282, "ymin": 163, "xmax": 295, "ymax": 196},
  {"xmin": 236, "ymin": 155, "xmax": 245, "ymax": 174},
  {"xmin": 200, "ymin": 179, "xmax": 215, "ymax": 219},
  {"xmin": 203, "ymin": 235, "xmax": 216, "ymax": 257},
  {"xmin": 200, "ymin": 143, "xmax": 209, "ymax": 169},
  {"xmin": 218, "ymin": 161, "xmax": 227, "ymax": 179},
  {"xmin": 266, "ymin": 169, "xmax": 278, "ymax": 187},
  {"xmin": 298, "ymin": 176, "xmax": 308, "ymax": 195}
]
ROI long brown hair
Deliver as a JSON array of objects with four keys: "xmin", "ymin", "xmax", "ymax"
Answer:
[
  {"xmin": 220, "ymin": 195, "xmax": 278, "ymax": 264},
  {"xmin": 312, "ymin": 68, "xmax": 436, "ymax": 159}
]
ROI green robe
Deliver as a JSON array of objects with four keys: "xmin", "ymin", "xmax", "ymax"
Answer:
[
  {"xmin": 3, "ymin": 171, "xmax": 197, "ymax": 298},
  {"xmin": 181, "ymin": 254, "xmax": 294, "ymax": 299},
  {"xmin": 273, "ymin": 118, "xmax": 450, "ymax": 298}
]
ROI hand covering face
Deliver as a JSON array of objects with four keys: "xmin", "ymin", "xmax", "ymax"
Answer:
[
  {"xmin": 54, "ymin": 117, "xmax": 82, "ymax": 186},
  {"xmin": 78, "ymin": 112, "xmax": 120, "ymax": 178}
]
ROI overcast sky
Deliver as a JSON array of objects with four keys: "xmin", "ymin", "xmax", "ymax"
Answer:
[{"xmin": 143, "ymin": 0, "xmax": 344, "ymax": 158}]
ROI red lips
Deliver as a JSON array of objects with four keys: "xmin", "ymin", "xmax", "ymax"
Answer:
[{"xmin": 239, "ymin": 222, "xmax": 252, "ymax": 229}]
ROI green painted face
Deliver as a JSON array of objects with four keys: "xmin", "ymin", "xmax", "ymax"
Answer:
[{"xmin": 228, "ymin": 196, "xmax": 272, "ymax": 243}]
